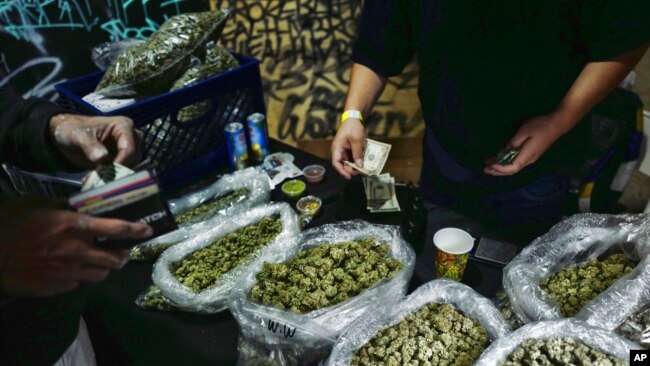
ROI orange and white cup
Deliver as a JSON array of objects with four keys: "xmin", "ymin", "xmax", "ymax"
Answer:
[{"xmin": 433, "ymin": 228, "xmax": 475, "ymax": 281}]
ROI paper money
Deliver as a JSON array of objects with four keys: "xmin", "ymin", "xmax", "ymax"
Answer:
[
  {"xmin": 344, "ymin": 138, "xmax": 391, "ymax": 176},
  {"xmin": 496, "ymin": 147, "xmax": 519, "ymax": 165},
  {"xmin": 81, "ymin": 163, "xmax": 135, "ymax": 191},
  {"xmin": 363, "ymin": 173, "xmax": 400, "ymax": 213}
]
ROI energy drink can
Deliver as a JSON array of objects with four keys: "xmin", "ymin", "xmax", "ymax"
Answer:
[
  {"xmin": 225, "ymin": 122, "xmax": 248, "ymax": 170},
  {"xmin": 246, "ymin": 112, "xmax": 269, "ymax": 163}
]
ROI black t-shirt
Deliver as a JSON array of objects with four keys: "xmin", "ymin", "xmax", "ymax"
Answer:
[{"xmin": 354, "ymin": 0, "xmax": 650, "ymax": 192}]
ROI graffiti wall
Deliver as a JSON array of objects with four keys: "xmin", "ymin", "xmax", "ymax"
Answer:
[
  {"xmin": 0, "ymin": 0, "xmax": 422, "ymax": 145},
  {"xmin": 211, "ymin": 0, "xmax": 424, "ymax": 144},
  {"xmin": 0, "ymin": 0, "xmax": 208, "ymax": 100}
]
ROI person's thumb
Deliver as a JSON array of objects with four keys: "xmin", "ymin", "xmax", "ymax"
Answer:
[{"xmin": 351, "ymin": 134, "xmax": 365, "ymax": 168}]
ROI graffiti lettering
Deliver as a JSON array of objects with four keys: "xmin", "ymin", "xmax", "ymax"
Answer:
[{"xmin": 213, "ymin": 0, "xmax": 423, "ymax": 143}]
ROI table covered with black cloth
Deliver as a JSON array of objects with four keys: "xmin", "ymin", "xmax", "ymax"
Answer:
[{"xmin": 84, "ymin": 139, "xmax": 522, "ymax": 365}]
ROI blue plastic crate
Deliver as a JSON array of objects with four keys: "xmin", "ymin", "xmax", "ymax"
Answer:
[{"xmin": 54, "ymin": 54, "xmax": 265, "ymax": 191}]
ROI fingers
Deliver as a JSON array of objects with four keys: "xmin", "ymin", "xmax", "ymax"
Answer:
[
  {"xmin": 106, "ymin": 117, "xmax": 139, "ymax": 167},
  {"xmin": 331, "ymin": 120, "xmax": 366, "ymax": 179},
  {"xmin": 75, "ymin": 265, "xmax": 111, "ymax": 283},
  {"xmin": 331, "ymin": 145, "xmax": 352, "ymax": 179},
  {"xmin": 350, "ymin": 134, "xmax": 365, "ymax": 168},
  {"xmin": 69, "ymin": 127, "xmax": 110, "ymax": 165},
  {"xmin": 81, "ymin": 216, "xmax": 153, "ymax": 240},
  {"xmin": 484, "ymin": 144, "xmax": 532, "ymax": 176},
  {"xmin": 76, "ymin": 246, "xmax": 130, "ymax": 269},
  {"xmin": 483, "ymin": 159, "xmax": 525, "ymax": 176}
]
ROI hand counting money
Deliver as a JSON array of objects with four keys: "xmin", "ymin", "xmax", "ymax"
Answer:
[{"xmin": 343, "ymin": 138, "xmax": 391, "ymax": 176}]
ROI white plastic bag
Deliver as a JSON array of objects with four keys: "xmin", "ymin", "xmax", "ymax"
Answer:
[
  {"xmin": 168, "ymin": 167, "xmax": 271, "ymax": 226},
  {"xmin": 327, "ymin": 279, "xmax": 511, "ymax": 366},
  {"xmin": 228, "ymin": 220, "xmax": 416, "ymax": 366},
  {"xmin": 152, "ymin": 203, "xmax": 300, "ymax": 313},
  {"xmin": 503, "ymin": 213, "xmax": 650, "ymax": 323},
  {"xmin": 577, "ymin": 256, "xmax": 650, "ymax": 346},
  {"xmin": 474, "ymin": 319, "xmax": 639, "ymax": 365}
]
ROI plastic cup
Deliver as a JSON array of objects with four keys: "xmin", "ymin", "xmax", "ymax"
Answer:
[
  {"xmin": 302, "ymin": 164, "xmax": 325, "ymax": 184},
  {"xmin": 433, "ymin": 228, "xmax": 474, "ymax": 281},
  {"xmin": 296, "ymin": 195, "xmax": 322, "ymax": 216}
]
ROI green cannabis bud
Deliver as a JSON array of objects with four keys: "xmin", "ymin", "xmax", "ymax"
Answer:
[
  {"xmin": 173, "ymin": 216, "xmax": 282, "ymax": 292},
  {"xmin": 130, "ymin": 242, "xmax": 176, "ymax": 261},
  {"xmin": 502, "ymin": 337, "xmax": 625, "ymax": 366},
  {"xmin": 250, "ymin": 237, "xmax": 403, "ymax": 314},
  {"xmin": 541, "ymin": 253, "xmax": 636, "ymax": 317},
  {"xmin": 137, "ymin": 284, "xmax": 176, "ymax": 312},
  {"xmin": 352, "ymin": 303, "xmax": 489, "ymax": 366},
  {"xmin": 175, "ymin": 188, "xmax": 250, "ymax": 225}
]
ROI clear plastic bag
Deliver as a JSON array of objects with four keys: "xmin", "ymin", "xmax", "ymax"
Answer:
[
  {"xmin": 130, "ymin": 218, "xmax": 215, "ymax": 261},
  {"xmin": 91, "ymin": 38, "xmax": 144, "ymax": 71},
  {"xmin": 168, "ymin": 167, "xmax": 271, "ymax": 227},
  {"xmin": 171, "ymin": 44, "xmax": 239, "ymax": 91},
  {"xmin": 228, "ymin": 220, "xmax": 416, "ymax": 366},
  {"xmin": 95, "ymin": 9, "xmax": 230, "ymax": 98},
  {"xmin": 326, "ymin": 279, "xmax": 511, "ymax": 366},
  {"xmin": 474, "ymin": 319, "xmax": 639, "ymax": 365},
  {"xmin": 577, "ymin": 254, "xmax": 650, "ymax": 347},
  {"xmin": 152, "ymin": 203, "xmax": 300, "ymax": 313},
  {"xmin": 503, "ymin": 213, "xmax": 650, "ymax": 324},
  {"xmin": 169, "ymin": 45, "xmax": 240, "ymax": 122}
]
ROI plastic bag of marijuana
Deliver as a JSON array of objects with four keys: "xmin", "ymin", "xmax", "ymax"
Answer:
[
  {"xmin": 503, "ymin": 213, "xmax": 650, "ymax": 324},
  {"xmin": 228, "ymin": 220, "xmax": 416, "ymax": 366},
  {"xmin": 171, "ymin": 44, "xmax": 240, "ymax": 122},
  {"xmin": 577, "ymin": 257, "xmax": 650, "ymax": 347},
  {"xmin": 168, "ymin": 167, "xmax": 271, "ymax": 226},
  {"xmin": 95, "ymin": 9, "xmax": 230, "ymax": 98},
  {"xmin": 91, "ymin": 38, "xmax": 144, "ymax": 71},
  {"xmin": 152, "ymin": 202, "xmax": 300, "ymax": 313},
  {"xmin": 130, "ymin": 218, "xmax": 217, "ymax": 261},
  {"xmin": 326, "ymin": 279, "xmax": 511, "ymax": 366},
  {"xmin": 474, "ymin": 319, "xmax": 639, "ymax": 365}
]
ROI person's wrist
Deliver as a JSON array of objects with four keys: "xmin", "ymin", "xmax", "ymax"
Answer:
[
  {"xmin": 340, "ymin": 110, "xmax": 363, "ymax": 125},
  {"xmin": 548, "ymin": 107, "xmax": 577, "ymax": 136}
]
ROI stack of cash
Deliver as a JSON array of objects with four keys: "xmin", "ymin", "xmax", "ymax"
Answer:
[
  {"xmin": 344, "ymin": 138, "xmax": 400, "ymax": 213},
  {"xmin": 363, "ymin": 173, "xmax": 400, "ymax": 213}
]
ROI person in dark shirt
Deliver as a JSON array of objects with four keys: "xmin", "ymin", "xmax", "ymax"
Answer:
[
  {"xmin": 331, "ymin": 0, "xmax": 650, "ymax": 237},
  {"xmin": 0, "ymin": 84, "xmax": 152, "ymax": 364}
]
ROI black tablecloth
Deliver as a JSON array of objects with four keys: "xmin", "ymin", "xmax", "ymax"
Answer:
[{"xmin": 85, "ymin": 139, "xmax": 520, "ymax": 365}]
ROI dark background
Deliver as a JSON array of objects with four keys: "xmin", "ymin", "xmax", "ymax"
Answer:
[{"xmin": 0, "ymin": 0, "xmax": 210, "ymax": 99}]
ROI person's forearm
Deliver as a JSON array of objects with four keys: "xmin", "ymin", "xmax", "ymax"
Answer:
[
  {"xmin": 0, "ymin": 86, "xmax": 68, "ymax": 171},
  {"xmin": 344, "ymin": 63, "xmax": 388, "ymax": 118},
  {"xmin": 552, "ymin": 43, "xmax": 650, "ymax": 134}
]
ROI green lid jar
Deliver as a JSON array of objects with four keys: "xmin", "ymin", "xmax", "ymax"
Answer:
[{"xmin": 281, "ymin": 179, "xmax": 306, "ymax": 199}]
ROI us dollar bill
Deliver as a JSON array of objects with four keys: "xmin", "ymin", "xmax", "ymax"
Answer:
[
  {"xmin": 344, "ymin": 138, "xmax": 391, "ymax": 176},
  {"xmin": 363, "ymin": 173, "xmax": 400, "ymax": 213}
]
